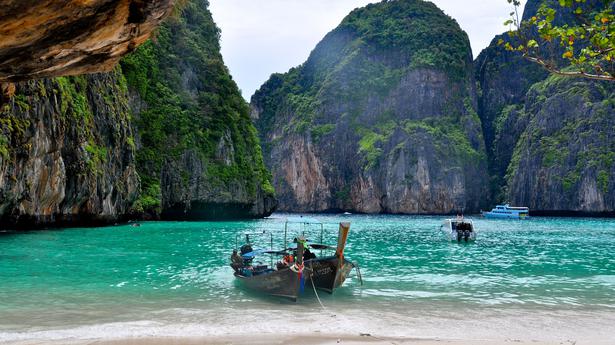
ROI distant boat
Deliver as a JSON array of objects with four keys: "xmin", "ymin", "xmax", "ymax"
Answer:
[
  {"xmin": 230, "ymin": 217, "xmax": 360, "ymax": 301},
  {"xmin": 343, "ymin": 212, "xmax": 352, "ymax": 215},
  {"xmin": 481, "ymin": 204, "xmax": 530, "ymax": 219},
  {"xmin": 440, "ymin": 217, "xmax": 476, "ymax": 242}
]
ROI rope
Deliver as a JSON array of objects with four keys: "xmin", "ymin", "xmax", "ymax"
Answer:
[
  {"xmin": 306, "ymin": 262, "xmax": 336, "ymax": 316},
  {"xmin": 352, "ymin": 261, "xmax": 364, "ymax": 286},
  {"xmin": 310, "ymin": 276, "xmax": 328, "ymax": 312}
]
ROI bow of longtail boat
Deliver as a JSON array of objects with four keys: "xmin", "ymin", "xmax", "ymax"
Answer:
[{"xmin": 306, "ymin": 222, "xmax": 354, "ymax": 293}]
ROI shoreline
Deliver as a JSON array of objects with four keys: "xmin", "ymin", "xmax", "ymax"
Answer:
[
  {"xmin": 3, "ymin": 211, "xmax": 615, "ymax": 232},
  {"xmin": 3, "ymin": 333, "xmax": 610, "ymax": 345},
  {"xmin": 2, "ymin": 307, "xmax": 614, "ymax": 345}
]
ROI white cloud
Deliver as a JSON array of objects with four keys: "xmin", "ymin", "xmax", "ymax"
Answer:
[{"xmin": 209, "ymin": 0, "xmax": 526, "ymax": 99}]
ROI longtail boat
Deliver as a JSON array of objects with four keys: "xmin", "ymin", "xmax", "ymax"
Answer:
[
  {"xmin": 232, "ymin": 232, "xmax": 311, "ymax": 301},
  {"xmin": 230, "ymin": 218, "xmax": 360, "ymax": 301}
]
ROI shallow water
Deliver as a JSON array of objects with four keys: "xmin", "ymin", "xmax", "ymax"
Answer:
[{"xmin": 1, "ymin": 214, "xmax": 614, "ymax": 341}]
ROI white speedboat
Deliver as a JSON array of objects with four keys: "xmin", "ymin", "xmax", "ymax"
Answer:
[
  {"xmin": 440, "ymin": 218, "xmax": 476, "ymax": 242},
  {"xmin": 481, "ymin": 204, "xmax": 530, "ymax": 219}
]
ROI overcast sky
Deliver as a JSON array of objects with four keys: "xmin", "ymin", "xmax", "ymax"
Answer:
[{"xmin": 209, "ymin": 0, "xmax": 527, "ymax": 100}]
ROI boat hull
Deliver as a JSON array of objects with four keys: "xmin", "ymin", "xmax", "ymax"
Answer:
[
  {"xmin": 306, "ymin": 256, "xmax": 354, "ymax": 293},
  {"xmin": 482, "ymin": 212, "xmax": 530, "ymax": 219},
  {"xmin": 443, "ymin": 230, "xmax": 476, "ymax": 242},
  {"xmin": 234, "ymin": 267, "xmax": 311, "ymax": 301}
]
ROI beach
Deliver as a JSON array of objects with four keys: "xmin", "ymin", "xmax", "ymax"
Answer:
[
  {"xmin": 5, "ymin": 335, "xmax": 608, "ymax": 345},
  {"xmin": 2, "ymin": 305, "xmax": 614, "ymax": 345}
]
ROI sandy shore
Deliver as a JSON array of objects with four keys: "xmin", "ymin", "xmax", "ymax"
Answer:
[
  {"xmin": 2, "ymin": 306, "xmax": 613, "ymax": 345},
  {"xmin": 86, "ymin": 334, "xmax": 596, "ymax": 345},
  {"xmin": 3, "ymin": 333, "xmax": 607, "ymax": 345}
]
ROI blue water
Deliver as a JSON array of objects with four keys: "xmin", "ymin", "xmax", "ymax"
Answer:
[{"xmin": 1, "ymin": 214, "xmax": 614, "ymax": 341}]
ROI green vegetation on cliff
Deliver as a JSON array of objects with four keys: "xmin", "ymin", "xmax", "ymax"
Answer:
[
  {"xmin": 0, "ymin": 71, "xmax": 140, "ymax": 228},
  {"xmin": 339, "ymin": 0, "xmax": 472, "ymax": 80},
  {"xmin": 252, "ymin": 0, "xmax": 488, "ymax": 213},
  {"xmin": 501, "ymin": 70, "xmax": 615, "ymax": 211},
  {"xmin": 121, "ymin": 0, "xmax": 273, "ymax": 214},
  {"xmin": 253, "ymin": 0, "xmax": 477, "ymax": 158}
]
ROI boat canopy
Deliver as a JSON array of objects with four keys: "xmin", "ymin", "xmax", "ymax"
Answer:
[
  {"xmin": 285, "ymin": 216, "xmax": 323, "ymax": 225},
  {"xmin": 284, "ymin": 216, "xmax": 325, "ymax": 250}
]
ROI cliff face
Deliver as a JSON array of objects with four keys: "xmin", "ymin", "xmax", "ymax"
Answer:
[
  {"xmin": 121, "ymin": 0, "xmax": 276, "ymax": 219},
  {"xmin": 506, "ymin": 77, "xmax": 615, "ymax": 214},
  {"xmin": 0, "ymin": 0, "xmax": 173, "ymax": 82},
  {"xmin": 252, "ymin": 0, "xmax": 488, "ymax": 214},
  {"xmin": 0, "ymin": 70, "xmax": 139, "ymax": 228},
  {"xmin": 476, "ymin": 0, "xmax": 615, "ymax": 214},
  {"xmin": 0, "ymin": 0, "xmax": 275, "ymax": 228},
  {"xmin": 474, "ymin": 34, "xmax": 547, "ymax": 200}
]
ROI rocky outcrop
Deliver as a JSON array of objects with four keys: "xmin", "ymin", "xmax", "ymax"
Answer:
[
  {"xmin": 122, "ymin": 0, "xmax": 276, "ymax": 220},
  {"xmin": 506, "ymin": 77, "xmax": 615, "ymax": 214},
  {"xmin": 0, "ymin": 70, "xmax": 139, "ymax": 229},
  {"xmin": 0, "ymin": 0, "xmax": 174, "ymax": 82},
  {"xmin": 252, "ymin": 0, "xmax": 489, "ymax": 214},
  {"xmin": 0, "ymin": 0, "xmax": 275, "ymax": 228},
  {"xmin": 160, "ymin": 149, "xmax": 276, "ymax": 220},
  {"xmin": 474, "ymin": 34, "xmax": 547, "ymax": 200},
  {"xmin": 476, "ymin": 0, "xmax": 615, "ymax": 214}
]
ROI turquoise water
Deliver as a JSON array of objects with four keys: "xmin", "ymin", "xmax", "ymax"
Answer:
[{"xmin": 1, "ymin": 214, "xmax": 615, "ymax": 341}]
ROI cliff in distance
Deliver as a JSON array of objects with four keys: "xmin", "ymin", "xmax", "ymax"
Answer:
[
  {"xmin": 0, "ymin": 0, "xmax": 275, "ymax": 229},
  {"xmin": 252, "ymin": 0, "xmax": 489, "ymax": 214},
  {"xmin": 476, "ymin": 0, "xmax": 615, "ymax": 215},
  {"xmin": 121, "ymin": 0, "xmax": 276, "ymax": 219},
  {"xmin": 254, "ymin": 0, "xmax": 614, "ymax": 216}
]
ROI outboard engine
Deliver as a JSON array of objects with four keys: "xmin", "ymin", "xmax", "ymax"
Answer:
[
  {"xmin": 456, "ymin": 229, "xmax": 463, "ymax": 242},
  {"xmin": 463, "ymin": 229, "xmax": 471, "ymax": 242}
]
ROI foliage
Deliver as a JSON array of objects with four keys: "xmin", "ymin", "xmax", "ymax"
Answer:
[
  {"xmin": 310, "ymin": 123, "xmax": 336, "ymax": 141},
  {"xmin": 85, "ymin": 140, "xmax": 108, "ymax": 173},
  {"xmin": 340, "ymin": 0, "xmax": 472, "ymax": 80},
  {"xmin": 504, "ymin": 73, "xmax": 615, "ymax": 195},
  {"xmin": 0, "ymin": 133, "xmax": 9, "ymax": 160},
  {"xmin": 504, "ymin": 0, "xmax": 615, "ymax": 81},
  {"xmin": 120, "ymin": 0, "xmax": 274, "ymax": 214},
  {"xmin": 597, "ymin": 169, "xmax": 610, "ymax": 192},
  {"xmin": 132, "ymin": 181, "xmax": 162, "ymax": 214},
  {"xmin": 402, "ymin": 116, "xmax": 485, "ymax": 164},
  {"xmin": 252, "ymin": 0, "xmax": 477, "ymax": 169}
]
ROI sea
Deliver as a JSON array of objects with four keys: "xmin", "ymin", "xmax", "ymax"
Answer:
[{"xmin": 1, "ymin": 214, "xmax": 615, "ymax": 343}]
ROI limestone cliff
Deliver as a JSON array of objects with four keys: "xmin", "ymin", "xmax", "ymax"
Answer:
[
  {"xmin": 252, "ymin": 0, "xmax": 489, "ymax": 214},
  {"xmin": 506, "ymin": 77, "xmax": 615, "ymax": 214},
  {"xmin": 476, "ymin": 0, "xmax": 615, "ymax": 215},
  {"xmin": 121, "ymin": 0, "xmax": 276, "ymax": 219},
  {"xmin": 0, "ymin": 0, "xmax": 275, "ymax": 228},
  {"xmin": 0, "ymin": 70, "xmax": 139, "ymax": 229},
  {"xmin": 474, "ymin": 34, "xmax": 547, "ymax": 200},
  {"xmin": 0, "ymin": 0, "xmax": 173, "ymax": 82}
]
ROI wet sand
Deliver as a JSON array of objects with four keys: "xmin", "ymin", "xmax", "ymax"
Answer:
[
  {"xmin": 4, "ymin": 334, "xmax": 603, "ymax": 345},
  {"xmin": 3, "ymin": 307, "xmax": 614, "ymax": 345}
]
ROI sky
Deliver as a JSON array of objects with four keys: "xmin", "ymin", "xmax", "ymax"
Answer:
[{"xmin": 208, "ymin": 0, "xmax": 527, "ymax": 100}]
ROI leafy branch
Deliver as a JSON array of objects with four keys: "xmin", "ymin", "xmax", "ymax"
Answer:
[{"xmin": 503, "ymin": 0, "xmax": 615, "ymax": 81}]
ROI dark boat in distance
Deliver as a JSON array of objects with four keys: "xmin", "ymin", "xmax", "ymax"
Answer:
[{"xmin": 230, "ymin": 218, "xmax": 360, "ymax": 301}]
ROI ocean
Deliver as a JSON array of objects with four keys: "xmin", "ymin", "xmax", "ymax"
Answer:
[{"xmin": 1, "ymin": 214, "xmax": 614, "ymax": 343}]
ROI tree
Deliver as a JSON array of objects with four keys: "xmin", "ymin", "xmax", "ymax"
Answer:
[{"xmin": 503, "ymin": 0, "xmax": 614, "ymax": 81}]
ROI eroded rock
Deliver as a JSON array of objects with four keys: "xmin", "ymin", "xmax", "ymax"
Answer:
[{"xmin": 0, "ymin": 0, "xmax": 174, "ymax": 82}]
